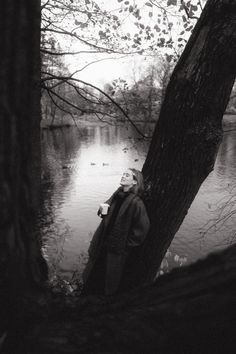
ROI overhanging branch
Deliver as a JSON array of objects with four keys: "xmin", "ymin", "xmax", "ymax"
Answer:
[{"xmin": 41, "ymin": 72, "xmax": 149, "ymax": 138}]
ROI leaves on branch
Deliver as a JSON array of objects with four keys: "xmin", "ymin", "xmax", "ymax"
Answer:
[
  {"xmin": 41, "ymin": 0, "xmax": 202, "ymax": 135},
  {"xmin": 167, "ymin": 0, "xmax": 177, "ymax": 6}
]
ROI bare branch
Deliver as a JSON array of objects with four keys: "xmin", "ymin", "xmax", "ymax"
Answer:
[
  {"xmin": 198, "ymin": 0, "xmax": 203, "ymax": 11},
  {"xmin": 93, "ymin": 112, "xmax": 119, "ymax": 126},
  {"xmin": 43, "ymin": 85, "xmax": 87, "ymax": 113},
  {"xmin": 41, "ymin": 72, "xmax": 149, "ymax": 138},
  {"xmin": 229, "ymin": 93, "xmax": 236, "ymax": 101},
  {"xmin": 43, "ymin": 73, "xmax": 149, "ymax": 138},
  {"xmin": 40, "ymin": 48, "xmax": 113, "ymax": 56},
  {"xmin": 46, "ymin": 90, "xmax": 84, "ymax": 135},
  {"xmin": 41, "ymin": 0, "xmax": 50, "ymax": 10},
  {"xmin": 43, "ymin": 82, "xmax": 122, "ymax": 120},
  {"xmin": 66, "ymin": 80, "xmax": 107, "ymax": 106},
  {"xmin": 224, "ymin": 111, "xmax": 236, "ymax": 116},
  {"xmin": 223, "ymin": 128, "xmax": 236, "ymax": 133},
  {"xmin": 69, "ymin": 55, "xmax": 128, "ymax": 74},
  {"xmin": 75, "ymin": 78, "xmax": 150, "ymax": 138}
]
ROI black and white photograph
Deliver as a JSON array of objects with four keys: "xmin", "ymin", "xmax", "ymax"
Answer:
[{"xmin": 1, "ymin": 0, "xmax": 236, "ymax": 352}]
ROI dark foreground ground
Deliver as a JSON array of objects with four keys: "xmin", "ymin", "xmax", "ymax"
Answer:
[{"xmin": 2, "ymin": 244, "xmax": 236, "ymax": 354}]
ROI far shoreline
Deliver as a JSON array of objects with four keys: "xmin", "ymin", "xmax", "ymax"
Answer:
[
  {"xmin": 40, "ymin": 114, "xmax": 157, "ymax": 130},
  {"xmin": 40, "ymin": 113, "xmax": 236, "ymax": 130}
]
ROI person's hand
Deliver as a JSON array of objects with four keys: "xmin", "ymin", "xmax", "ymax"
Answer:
[{"xmin": 97, "ymin": 205, "xmax": 102, "ymax": 217}]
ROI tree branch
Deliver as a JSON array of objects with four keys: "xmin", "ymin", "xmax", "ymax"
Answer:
[
  {"xmin": 41, "ymin": 0, "xmax": 50, "ymax": 10},
  {"xmin": 42, "ymin": 72, "xmax": 149, "ymax": 138},
  {"xmin": 40, "ymin": 48, "xmax": 113, "ymax": 56},
  {"xmin": 41, "ymin": 25, "xmax": 140, "ymax": 55},
  {"xmin": 229, "ymin": 93, "xmax": 236, "ymax": 101},
  {"xmin": 68, "ymin": 55, "xmax": 128, "ymax": 74},
  {"xmin": 224, "ymin": 111, "xmax": 236, "ymax": 115},
  {"xmin": 46, "ymin": 90, "xmax": 84, "ymax": 134},
  {"xmin": 43, "ymin": 82, "xmax": 123, "ymax": 121},
  {"xmin": 180, "ymin": 0, "xmax": 199, "ymax": 20},
  {"xmin": 43, "ymin": 85, "xmax": 86, "ymax": 113}
]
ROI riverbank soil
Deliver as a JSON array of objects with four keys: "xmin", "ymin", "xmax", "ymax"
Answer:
[{"xmin": 2, "ymin": 245, "xmax": 236, "ymax": 354}]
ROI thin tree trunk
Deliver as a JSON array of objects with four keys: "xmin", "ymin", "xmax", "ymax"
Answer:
[{"xmin": 127, "ymin": 0, "xmax": 236, "ymax": 286}]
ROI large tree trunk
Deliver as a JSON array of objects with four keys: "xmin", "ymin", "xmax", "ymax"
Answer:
[
  {"xmin": 0, "ymin": 0, "xmax": 47, "ymax": 335},
  {"xmin": 125, "ymin": 0, "xmax": 236, "ymax": 287}
]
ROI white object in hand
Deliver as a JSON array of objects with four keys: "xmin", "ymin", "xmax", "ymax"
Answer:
[{"xmin": 100, "ymin": 203, "xmax": 110, "ymax": 215}]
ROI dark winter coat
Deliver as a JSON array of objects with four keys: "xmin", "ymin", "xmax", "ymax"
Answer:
[{"xmin": 82, "ymin": 188, "xmax": 150, "ymax": 295}]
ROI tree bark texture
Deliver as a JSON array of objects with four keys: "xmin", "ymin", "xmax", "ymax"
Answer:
[
  {"xmin": 12, "ymin": 244, "xmax": 236, "ymax": 354},
  {"xmin": 0, "ymin": 0, "xmax": 47, "ymax": 333},
  {"xmin": 128, "ymin": 0, "xmax": 236, "ymax": 286}
]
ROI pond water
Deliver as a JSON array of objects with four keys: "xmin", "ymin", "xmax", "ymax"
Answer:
[{"xmin": 39, "ymin": 118, "xmax": 236, "ymax": 282}]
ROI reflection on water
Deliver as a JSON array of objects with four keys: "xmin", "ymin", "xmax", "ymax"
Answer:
[
  {"xmin": 40, "ymin": 124, "xmax": 148, "ymax": 279},
  {"xmin": 39, "ymin": 121, "xmax": 236, "ymax": 280}
]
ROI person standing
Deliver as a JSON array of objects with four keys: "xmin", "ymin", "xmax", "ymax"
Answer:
[{"xmin": 82, "ymin": 168, "xmax": 150, "ymax": 296}]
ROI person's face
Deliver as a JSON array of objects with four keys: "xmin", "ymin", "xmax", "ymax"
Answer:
[{"xmin": 120, "ymin": 170, "xmax": 137, "ymax": 188}]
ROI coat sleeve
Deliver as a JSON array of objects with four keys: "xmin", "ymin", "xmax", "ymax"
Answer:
[{"xmin": 127, "ymin": 199, "xmax": 150, "ymax": 247}]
